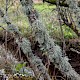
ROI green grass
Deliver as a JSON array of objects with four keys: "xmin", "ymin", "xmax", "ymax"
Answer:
[
  {"xmin": 0, "ymin": 3, "xmax": 77, "ymax": 39},
  {"xmin": 34, "ymin": 3, "xmax": 56, "ymax": 12}
]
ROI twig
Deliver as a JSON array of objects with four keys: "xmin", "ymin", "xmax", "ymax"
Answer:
[{"xmin": 70, "ymin": 48, "xmax": 80, "ymax": 54}]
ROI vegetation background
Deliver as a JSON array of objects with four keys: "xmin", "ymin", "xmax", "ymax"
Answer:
[{"xmin": 0, "ymin": 0, "xmax": 80, "ymax": 80}]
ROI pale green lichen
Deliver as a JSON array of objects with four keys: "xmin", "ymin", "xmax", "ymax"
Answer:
[
  {"xmin": 16, "ymin": 37, "xmax": 51, "ymax": 80},
  {"xmin": 0, "ymin": 8, "xmax": 51, "ymax": 80},
  {"xmin": 20, "ymin": 0, "xmax": 80, "ymax": 80}
]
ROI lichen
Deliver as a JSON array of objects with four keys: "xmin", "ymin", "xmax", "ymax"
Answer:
[
  {"xmin": 20, "ymin": 0, "xmax": 80, "ymax": 79},
  {"xmin": 66, "ymin": 0, "xmax": 80, "ymax": 28}
]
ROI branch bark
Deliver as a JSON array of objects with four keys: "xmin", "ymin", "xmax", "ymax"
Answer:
[
  {"xmin": 43, "ymin": 0, "xmax": 68, "ymax": 7},
  {"xmin": 0, "ymin": 8, "xmax": 51, "ymax": 80},
  {"xmin": 44, "ymin": 0, "xmax": 80, "ymax": 36},
  {"xmin": 20, "ymin": 0, "xmax": 80, "ymax": 80},
  {"xmin": 58, "ymin": 7, "xmax": 80, "ymax": 36},
  {"xmin": 70, "ymin": 48, "xmax": 80, "ymax": 54},
  {"xmin": 44, "ymin": 0, "xmax": 80, "ymax": 8},
  {"xmin": 66, "ymin": 0, "xmax": 80, "ymax": 29}
]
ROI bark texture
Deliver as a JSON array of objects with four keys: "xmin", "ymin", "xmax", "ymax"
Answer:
[
  {"xmin": 44, "ymin": 0, "xmax": 80, "ymax": 36},
  {"xmin": 43, "ymin": 0, "xmax": 68, "ymax": 7},
  {"xmin": 20, "ymin": 0, "xmax": 80, "ymax": 80},
  {"xmin": 0, "ymin": 9, "xmax": 51, "ymax": 80},
  {"xmin": 43, "ymin": 0, "xmax": 80, "ymax": 7},
  {"xmin": 66, "ymin": 0, "xmax": 80, "ymax": 28}
]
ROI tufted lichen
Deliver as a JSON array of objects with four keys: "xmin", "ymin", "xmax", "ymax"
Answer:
[
  {"xmin": 0, "ymin": 8, "xmax": 51, "ymax": 80},
  {"xmin": 20, "ymin": 0, "xmax": 80, "ymax": 80}
]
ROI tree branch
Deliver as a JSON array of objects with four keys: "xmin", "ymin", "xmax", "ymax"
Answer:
[
  {"xmin": 70, "ymin": 48, "xmax": 80, "ymax": 54},
  {"xmin": 20, "ymin": 0, "xmax": 80, "ymax": 80},
  {"xmin": 0, "ymin": 8, "xmax": 51, "ymax": 80},
  {"xmin": 43, "ymin": 0, "xmax": 68, "ymax": 7}
]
